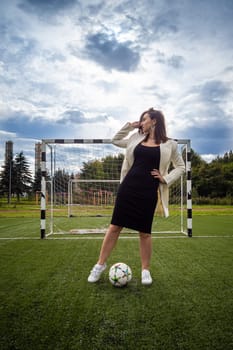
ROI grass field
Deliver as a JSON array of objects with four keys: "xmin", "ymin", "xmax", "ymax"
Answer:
[{"xmin": 0, "ymin": 206, "xmax": 233, "ymax": 349}]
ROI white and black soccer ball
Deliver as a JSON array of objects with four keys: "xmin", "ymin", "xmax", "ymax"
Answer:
[{"xmin": 109, "ymin": 262, "xmax": 132, "ymax": 287}]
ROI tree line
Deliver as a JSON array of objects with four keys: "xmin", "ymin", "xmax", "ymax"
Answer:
[
  {"xmin": 0, "ymin": 149, "xmax": 232, "ymax": 204},
  {"xmin": 191, "ymin": 149, "xmax": 233, "ymax": 204},
  {"xmin": 0, "ymin": 152, "xmax": 32, "ymax": 203}
]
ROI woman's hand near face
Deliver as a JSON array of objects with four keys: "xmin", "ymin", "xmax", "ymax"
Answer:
[{"xmin": 130, "ymin": 121, "xmax": 140, "ymax": 129}]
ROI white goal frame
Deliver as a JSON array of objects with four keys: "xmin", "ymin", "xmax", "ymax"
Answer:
[{"xmin": 40, "ymin": 139, "xmax": 192, "ymax": 238}]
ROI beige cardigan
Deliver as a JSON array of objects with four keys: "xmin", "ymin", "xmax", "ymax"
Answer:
[{"xmin": 112, "ymin": 123, "xmax": 185, "ymax": 217}]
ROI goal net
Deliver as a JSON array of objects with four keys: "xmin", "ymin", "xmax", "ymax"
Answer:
[{"xmin": 40, "ymin": 139, "xmax": 192, "ymax": 238}]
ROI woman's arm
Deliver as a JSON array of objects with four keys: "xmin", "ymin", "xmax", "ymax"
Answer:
[
  {"xmin": 111, "ymin": 122, "xmax": 139, "ymax": 148},
  {"xmin": 151, "ymin": 141, "xmax": 185, "ymax": 185},
  {"xmin": 163, "ymin": 142, "xmax": 185, "ymax": 186}
]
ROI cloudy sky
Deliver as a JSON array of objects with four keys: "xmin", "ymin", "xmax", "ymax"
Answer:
[{"xmin": 0, "ymin": 0, "xmax": 233, "ymax": 171}]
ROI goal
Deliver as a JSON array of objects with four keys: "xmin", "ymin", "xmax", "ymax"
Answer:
[{"xmin": 40, "ymin": 139, "xmax": 192, "ymax": 238}]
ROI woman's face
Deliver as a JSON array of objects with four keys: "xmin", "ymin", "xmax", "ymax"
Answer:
[{"xmin": 140, "ymin": 113, "xmax": 155, "ymax": 133}]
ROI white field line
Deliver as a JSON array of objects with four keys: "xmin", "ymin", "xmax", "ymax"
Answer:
[
  {"xmin": 0, "ymin": 237, "xmax": 40, "ymax": 240},
  {"xmin": 0, "ymin": 235, "xmax": 233, "ymax": 240}
]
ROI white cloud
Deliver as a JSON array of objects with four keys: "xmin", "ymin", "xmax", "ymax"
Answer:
[{"xmin": 0, "ymin": 0, "xmax": 232, "ymax": 171}]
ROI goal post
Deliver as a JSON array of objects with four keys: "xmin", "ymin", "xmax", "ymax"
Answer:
[{"xmin": 40, "ymin": 138, "xmax": 192, "ymax": 238}]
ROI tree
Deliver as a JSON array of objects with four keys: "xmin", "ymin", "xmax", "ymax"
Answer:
[
  {"xmin": 190, "ymin": 149, "xmax": 206, "ymax": 167},
  {"xmin": 80, "ymin": 160, "xmax": 104, "ymax": 180},
  {"xmin": 80, "ymin": 154, "xmax": 124, "ymax": 181},
  {"xmin": 13, "ymin": 152, "xmax": 33, "ymax": 201},
  {"xmin": 0, "ymin": 155, "xmax": 14, "ymax": 203},
  {"xmin": 102, "ymin": 154, "xmax": 124, "ymax": 180},
  {"xmin": 32, "ymin": 168, "xmax": 42, "ymax": 193},
  {"xmin": 53, "ymin": 169, "xmax": 70, "ymax": 193},
  {"xmin": 79, "ymin": 154, "xmax": 124, "ymax": 193},
  {"xmin": 192, "ymin": 149, "xmax": 233, "ymax": 202}
]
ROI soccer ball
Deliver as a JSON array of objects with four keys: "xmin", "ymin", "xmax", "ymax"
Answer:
[{"xmin": 109, "ymin": 262, "xmax": 132, "ymax": 287}]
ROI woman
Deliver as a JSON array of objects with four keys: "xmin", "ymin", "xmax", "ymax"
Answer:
[{"xmin": 88, "ymin": 108, "xmax": 185, "ymax": 285}]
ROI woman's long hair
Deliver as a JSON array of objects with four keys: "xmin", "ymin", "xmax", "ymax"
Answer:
[{"xmin": 139, "ymin": 108, "xmax": 168, "ymax": 143}]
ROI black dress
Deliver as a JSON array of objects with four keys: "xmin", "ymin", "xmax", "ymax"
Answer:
[{"xmin": 111, "ymin": 143, "xmax": 160, "ymax": 233}]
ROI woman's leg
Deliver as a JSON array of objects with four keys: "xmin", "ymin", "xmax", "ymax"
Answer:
[
  {"xmin": 139, "ymin": 232, "xmax": 153, "ymax": 284},
  {"xmin": 88, "ymin": 224, "xmax": 122, "ymax": 282},
  {"xmin": 97, "ymin": 224, "xmax": 123, "ymax": 265},
  {"xmin": 139, "ymin": 232, "xmax": 152, "ymax": 270}
]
